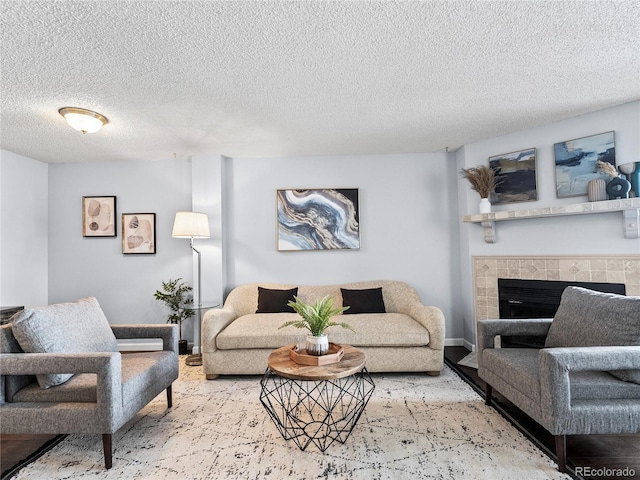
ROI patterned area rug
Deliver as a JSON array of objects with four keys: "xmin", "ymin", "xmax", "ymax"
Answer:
[{"xmin": 8, "ymin": 359, "xmax": 570, "ymax": 480}]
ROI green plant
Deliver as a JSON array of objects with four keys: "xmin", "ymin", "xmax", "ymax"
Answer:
[
  {"xmin": 459, "ymin": 165, "xmax": 504, "ymax": 198},
  {"xmin": 153, "ymin": 278, "xmax": 195, "ymax": 340},
  {"xmin": 279, "ymin": 295, "xmax": 354, "ymax": 337}
]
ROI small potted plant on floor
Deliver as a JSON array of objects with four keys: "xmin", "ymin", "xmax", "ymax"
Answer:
[
  {"xmin": 154, "ymin": 278, "xmax": 195, "ymax": 355},
  {"xmin": 279, "ymin": 296, "xmax": 354, "ymax": 355}
]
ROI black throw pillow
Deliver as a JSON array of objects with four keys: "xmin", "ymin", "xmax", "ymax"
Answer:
[
  {"xmin": 341, "ymin": 287, "xmax": 386, "ymax": 314},
  {"xmin": 256, "ymin": 287, "xmax": 298, "ymax": 313}
]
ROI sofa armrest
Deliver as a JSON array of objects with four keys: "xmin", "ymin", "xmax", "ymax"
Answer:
[
  {"xmin": 538, "ymin": 346, "xmax": 640, "ymax": 426},
  {"xmin": 477, "ymin": 318, "xmax": 553, "ymax": 352},
  {"xmin": 408, "ymin": 304, "xmax": 445, "ymax": 350},
  {"xmin": 0, "ymin": 352, "xmax": 123, "ymax": 414},
  {"xmin": 201, "ymin": 307, "xmax": 239, "ymax": 353},
  {"xmin": 111, "ymin": 324, "xmax": 178, "ymax": 352}
]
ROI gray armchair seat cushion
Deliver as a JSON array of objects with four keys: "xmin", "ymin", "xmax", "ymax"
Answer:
[
  {"xmin": 11, "ymin": 351, "xmax": 176, "ymax": 405},
  {"xmin": 11, "ymin": 297, "xmax": 119, "ymax": 388},
  {"xmin": 545, "ymin": 287, "xmax": 640, "ymax": 383}
]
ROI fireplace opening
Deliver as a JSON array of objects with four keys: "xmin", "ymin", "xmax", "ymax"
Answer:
[{"xmin": 498, "ymin": 278, "xmax": 626, "ymax": 348}]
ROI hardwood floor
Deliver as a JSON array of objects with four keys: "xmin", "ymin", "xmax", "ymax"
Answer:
[
  {"xmin": 446, "ymin": 346, "xmax": 640, "ymax": 480},
  {"xmin": 1, "ymin": 433, "xmax": 61, "ymax": 478},
  {"xmin": 2, "ymin": 347, "xmax": 639, "ymax": 479}
]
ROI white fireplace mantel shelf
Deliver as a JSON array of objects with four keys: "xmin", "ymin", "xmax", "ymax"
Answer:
[{"xmin": 462, "ymin": 198, "xmax": 640, "ymax": 243}]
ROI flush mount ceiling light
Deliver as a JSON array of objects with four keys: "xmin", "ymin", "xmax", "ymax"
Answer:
[{"xmin": 58, "ymin": 107, "xmax": 108, "ymax": 134}]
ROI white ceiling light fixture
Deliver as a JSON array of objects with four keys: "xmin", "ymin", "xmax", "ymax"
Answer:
[{"xmin": 58, "ymin": 107, "xmax": 108, "ymax": 134}]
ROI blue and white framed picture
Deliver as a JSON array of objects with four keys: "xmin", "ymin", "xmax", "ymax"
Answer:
[
  {"xmin": 554, "ymin": 131, "xmax": 616, "ymax": 198},
  {"xmin": 277, "ymin": 188, "xmax": 360, "ymax": 251},
  {"xmin": 489, "ymin": 148, "xmax": 537, "ymax": 204}
]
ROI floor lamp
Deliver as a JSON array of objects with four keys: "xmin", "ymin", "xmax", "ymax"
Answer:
[{"xmin": 172, "ymin": 211, "xmax": 210, "ymax": 366}]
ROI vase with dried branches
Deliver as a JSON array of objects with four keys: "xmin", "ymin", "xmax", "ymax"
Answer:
[{"xmin": 459, "ymin": 165, "xmax": 503, "ymax": 213}]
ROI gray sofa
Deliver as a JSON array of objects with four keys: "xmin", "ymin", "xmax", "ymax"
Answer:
[
  {"xmin": 202, "ymin": 280, "xmax": 445, "ymax": 379},
  {"xmin": 477, "ymin": 286, "xmax": 640, "ymax": 472},
  {"xmin": 0, "ymin": 297, "xmax": 179, "ymax": 469}
]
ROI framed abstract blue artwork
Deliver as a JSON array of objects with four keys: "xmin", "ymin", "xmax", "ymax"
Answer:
[
  {"xmin": 277, "ymin": 188, "xmax": 360, "ymax": 251},
  {"xmin": 554, "ymin": 131, "xmax": 616, "ymax": 198}
]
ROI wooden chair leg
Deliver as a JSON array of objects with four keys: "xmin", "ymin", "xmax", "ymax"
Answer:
[
  {"xmin": 102, "ymin": 434, "xmax": 112, "ymax": 469},
  {"xmin": 167, "ymin": 385, "xmax": 173, "ymax": 408},
  {"xmin": 484, "ymin": 384, "xmax": 492, "ymax": 406},
  {"xmin": 555, "ymin": 435, "xmax": 566, "ymax": 473}
]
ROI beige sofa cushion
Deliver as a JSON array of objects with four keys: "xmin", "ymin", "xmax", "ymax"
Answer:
[{"xmin": 216, "ymin": 312, "xmax": 429, "ymax": 350}]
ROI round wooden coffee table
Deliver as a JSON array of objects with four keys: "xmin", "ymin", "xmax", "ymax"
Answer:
[{"xmin": 260, "ymin": 344, "xmax": 375, "ymax": 452}]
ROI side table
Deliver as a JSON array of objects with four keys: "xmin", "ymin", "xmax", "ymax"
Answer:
[
  {"xmin": 260, "ymin": 344, "xmax": 375, "ymax": 452},
  {"xmin": 183, "ymin": 302, "xmax": 219, "ymax": 366}
]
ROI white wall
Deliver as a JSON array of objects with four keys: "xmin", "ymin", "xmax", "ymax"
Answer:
[
  {"xmin": 223, "ymin": 152, "xmax": 464, "ymax": 340},
  {"xmin": 0, "ymin": 151, "xmax": 49, "ymax": 308},
  {"xmin": 457, "ymin": 101, "xmax": 640, "ymax": 346},
  {"xmin": 47, "ymin": 159, "xmax": 200, "ymax": 341}
]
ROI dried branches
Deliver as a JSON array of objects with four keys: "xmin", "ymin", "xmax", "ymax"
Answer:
[
  {"xmin": 596, "ymin": 160, "xmax": 619, "ymax": 178},
  {"xmin": 459, "ymin": 165, "xmax": 503, "ymax": 198}
]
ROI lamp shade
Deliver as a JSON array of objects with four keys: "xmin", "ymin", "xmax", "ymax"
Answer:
[{"xmin": 172, "ymin": 212, "xmax": 210, "ymax": 238}]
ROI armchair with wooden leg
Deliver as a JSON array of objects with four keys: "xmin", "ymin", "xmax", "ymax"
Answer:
[
  {"xmin": 0, "ymin": 297, "xmax": 179, "ymax": 470},
  {"xmin": 477, "ymin": 287, "xmax": 640, "ymax": 473}
]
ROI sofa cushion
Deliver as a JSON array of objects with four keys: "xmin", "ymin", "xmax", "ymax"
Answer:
[
  {"xmin": 341, "ymin": 287, "xmax": 386, "ymax": 314},
  {"xmin": 545, "ymin": 287, "xmax": 640, "ymax": 384},
  {"xmin": 256, "ymin": 287, "xmax": 298, "ymax": 313},
  {"xmin": 11, "ymin": 297, "xmax": 118, "ymax": 388},
  {"xmin": 216, "ymin": 312, "xmax": 429, "ymax": 350}
]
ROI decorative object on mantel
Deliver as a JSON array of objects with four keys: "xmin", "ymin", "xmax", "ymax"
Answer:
[
  {"xmin": 587, "ymin": 178, "xmax": 607, "ymax": 202},
  {"xmin": 488, "ymin": 148, "xmax": 537, "ymax": 204},
  {"xmin": 459, "ymin": 165, "xmax": 503, "ymax": 214},
  {"xmin": 597, "ymin": 160, "xmax": 631, "ymax": 200},
  {"xmin": 279, "ymin": 296, "xmax": 353, "ymax": 356},
  {"xmin": 619, "ymin": 162, "xmax": 640, "ymax": 198},
  {"xmin": 554, "ymin": 131, "xmax": 615, "ymax": 198}
]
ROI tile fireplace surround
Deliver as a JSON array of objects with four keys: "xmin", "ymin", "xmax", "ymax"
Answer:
[{"xmin": 473, "ymin": 255, "xmax": 640, "ymax": 322}]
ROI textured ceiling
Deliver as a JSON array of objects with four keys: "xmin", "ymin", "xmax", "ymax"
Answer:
[{"xmin": 1, "ymin": 1, "xmax": 639, "ymax": 164}]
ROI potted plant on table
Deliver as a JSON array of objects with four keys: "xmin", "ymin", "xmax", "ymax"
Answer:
[
  {"xmin": 153, "ymin": 278, "xmax": 195, "ymax": 355},
  {"xmin": 279, "ymin": 296, "xmax": 354, "ymax": 356}
]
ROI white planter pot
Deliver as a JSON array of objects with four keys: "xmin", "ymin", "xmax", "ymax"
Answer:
[
  {"xmin": 479, "ymin": 198, "xmax": 491, "ymax": 214},
  {"xmin": 306, "ymin": 334, "xmax": 329, "ymax": 356}
]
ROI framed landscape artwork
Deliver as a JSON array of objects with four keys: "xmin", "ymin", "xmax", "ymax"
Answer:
[
  {"xmin": 277, "ymin": 188, "xmax": 360, "ymax": 251},
  {"xmin": 554, "ymin": 131, "xmax": 616, "ymax": 198},
  {"xmin": 488, "ymin": 148, "xmax": 537, "ymax": 204},
  {"xmin": 82, "ymin": 196, "xmax": 116, "ymax": 237},
  {"xmin": 122, "ymin": 213, "xmax": 156, "ymax": 254}
]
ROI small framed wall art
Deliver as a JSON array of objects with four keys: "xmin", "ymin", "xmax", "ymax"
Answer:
[
  {"xmin": 82, "ymin": 196, "xmax": 116, "ymax": 237},
  {"xmin": 277, "ymin": 188, "xmax": 360, "ymax": 251},
  {"xmin": 554, "ymin": 131, "xmax": 616, "ymax": 198},
  {"xmin": 122, "ymin": 213, "xmax": 156, "ymax": 254},
  {"xmin": 488, "ymin": 148, "xmax": 538, "ymax": 204}
]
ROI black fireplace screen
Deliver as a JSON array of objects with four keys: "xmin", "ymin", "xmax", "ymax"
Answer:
[{"xmin": 497, "ymin": 278, "xmax": 626, "ymax": 348}]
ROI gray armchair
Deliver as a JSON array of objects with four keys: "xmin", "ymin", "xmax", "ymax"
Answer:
[
  {"xmin": 0, "ymin": 298, "xmax": 179, "ymax": 470},
  {"xmin": 477, "ymin": 287, "xmax": 640, "ymax": 473}
]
